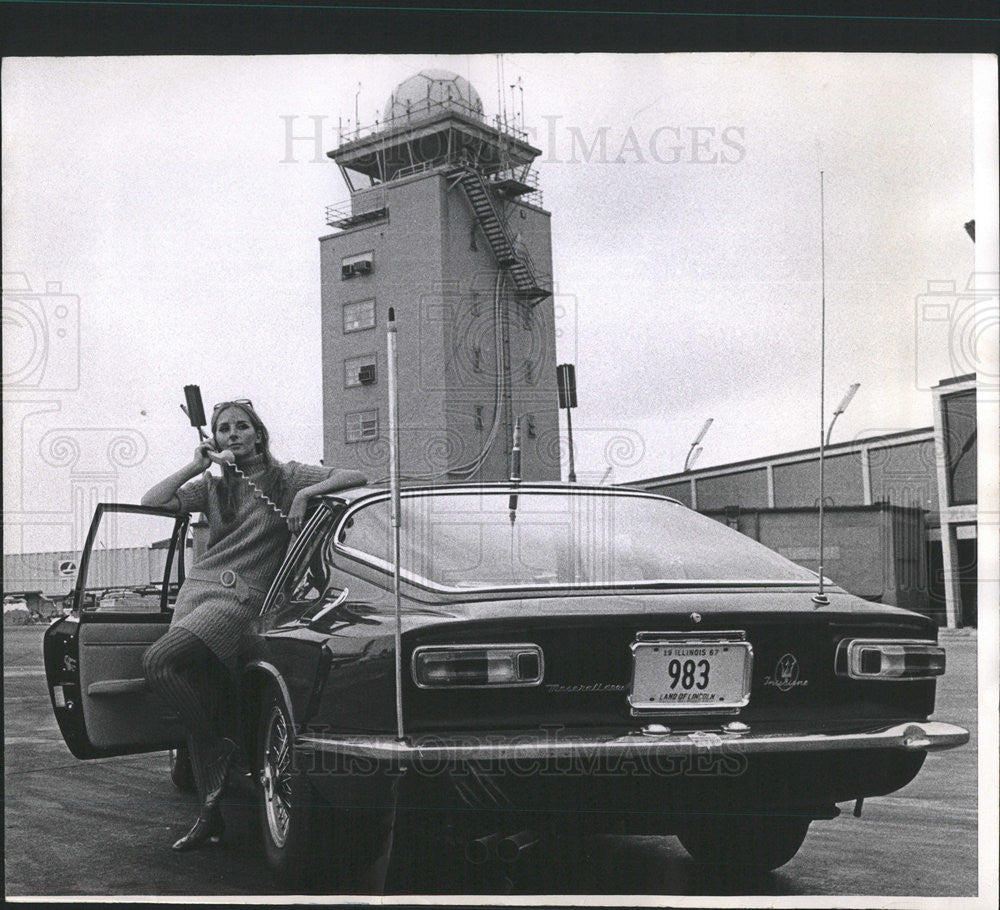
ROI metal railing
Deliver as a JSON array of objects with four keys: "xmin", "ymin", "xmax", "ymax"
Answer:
[
  {"xmin": 491, "ymin": 166, "xmax": 540, "ymax": 190},
  {"xmin": 450, "ymin": 163, "xmax": 550, "ymax": 302},
  {"xmin": 325, "ymin": 187, "xmax": 388, "ymax": 229},
  {"xmin": 393, "ymin": 159, "xmax": 445, "ymax": 181},
  {"xmin": 488, "ymin": 167, "xmax": 543, "ymax": 208},
  {"xmin": 324, "ymin": 161, "xmax": 544, "ymax": 231},
  {"xmin": 335, "ymin": 96, "xmax": 530, "ymax": 149}
]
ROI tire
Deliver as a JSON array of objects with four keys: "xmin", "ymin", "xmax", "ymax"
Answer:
[
  {"xmin": 255, "ymin": 684, "xmax": 395, "ymax": 892},
  {"xmin": 256, "ymin": 685, "xmax": 324, "ymax": 887},
  {"xmin": 677, "ymin": 812, "xmax": 811, "ymax": 874},
  {"xmin": 168, "ymin": 745, "xmax": 196, "ymax": 793}
]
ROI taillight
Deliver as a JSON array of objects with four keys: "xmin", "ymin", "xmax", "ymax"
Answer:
[
  {"xmin": 412, "ymin": 644, "xmax": 544, "ymax": 688},
  {"xmin": 837, "ymin": 639, "xmax": 946, "ymax": 680}
]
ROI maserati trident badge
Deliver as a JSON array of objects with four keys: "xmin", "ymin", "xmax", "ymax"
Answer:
[{"xmin": 765, "ymin": 653, "xmax": 809, "ymax": 691}]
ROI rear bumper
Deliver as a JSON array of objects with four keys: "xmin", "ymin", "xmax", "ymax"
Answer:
[{"xmin": 298, "ymin": 720, "xmax": 969, "ymax": 762}]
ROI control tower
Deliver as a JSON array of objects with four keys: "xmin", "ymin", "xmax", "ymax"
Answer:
[{"xmin": 319, "ymin": 69, "xmax": 560, "ymax": 482}]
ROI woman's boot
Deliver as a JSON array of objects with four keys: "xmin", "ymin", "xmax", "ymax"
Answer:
[{"xmin": 172, "ymin": 805, "xmax": 225, "ymax": 851}]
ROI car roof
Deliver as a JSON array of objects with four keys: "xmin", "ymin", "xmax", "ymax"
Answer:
[{"xmin": 319, "ymin": 481, "xmax": 681, "ymax": 506}]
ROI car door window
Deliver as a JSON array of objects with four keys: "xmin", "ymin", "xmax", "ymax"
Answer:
[
  {"xmin": 268, "ymin": 521, "xmax": 343, "ymax": 624},
  {"xmin": 76, "ymin": 506, "xmax": 188, "ymax": 614}
]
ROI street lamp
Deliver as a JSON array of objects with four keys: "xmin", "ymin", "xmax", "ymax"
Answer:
[
  {"xmin": 684, "ymin": 418, "xmax": 714, "ymax": 472},
  {"xmin": 814, "ymin": 382, "xmax": 860, "ymax": 604}
]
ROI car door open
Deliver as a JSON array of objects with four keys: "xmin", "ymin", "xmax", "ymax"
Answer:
[{"xmin": 44, "ymin": 504, "xmax": 190, "ymax": 759}]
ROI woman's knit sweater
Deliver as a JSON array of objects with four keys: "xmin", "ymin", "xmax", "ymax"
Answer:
[{"xmin": 176, "ymin": 453, "xmax": 333, "ymax": 591}]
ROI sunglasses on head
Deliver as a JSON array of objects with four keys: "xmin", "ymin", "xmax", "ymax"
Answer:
[{"xmin": 212, "ymin": 399, "xmax": 254, "ymax": 416}]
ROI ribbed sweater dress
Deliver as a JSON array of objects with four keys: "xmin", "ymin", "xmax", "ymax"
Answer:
[{"xmin": 171, "ymin": 453, "xmax": 333, "ymax": 666}]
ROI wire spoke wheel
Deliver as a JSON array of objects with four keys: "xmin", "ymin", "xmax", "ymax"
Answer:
[
  {"xmin": 255, "ymin": 683, "xmax": 393, "ymax": 890},
  {"xmin": 262, "ymin": 704, "xmax": 293, "ymax": 850}
]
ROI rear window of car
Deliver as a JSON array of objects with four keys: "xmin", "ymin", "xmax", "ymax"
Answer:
[{"xmin": 335, "ymin": 490, "xmax": 817, "ymax": 590}]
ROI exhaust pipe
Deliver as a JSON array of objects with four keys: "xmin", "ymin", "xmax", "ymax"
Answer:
[
  {"xmin": 466, "ymin": 832, "xmax": 501, "ymax": 865},
  {"xmin": 497, "ymin": 829, "xmax": 538, "ymax": 863}
]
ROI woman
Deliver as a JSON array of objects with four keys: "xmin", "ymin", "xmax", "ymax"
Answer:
[{"xmin": 141, "ymin": 400, "xmax": 366, "ymax": 851}]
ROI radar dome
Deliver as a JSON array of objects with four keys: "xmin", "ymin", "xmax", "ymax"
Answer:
[{"xmin": 383, "ymin": 70, "xmax": 484, "ymax": 124}]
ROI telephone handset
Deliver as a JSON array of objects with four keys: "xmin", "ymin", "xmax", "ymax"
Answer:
[
  {"xmin": 181, "ymin": 384, "xmax": 288, "ymax": 520},
  {"xmin": 205, "ymin": 444, "xmax": 236, "ymax": 466}
]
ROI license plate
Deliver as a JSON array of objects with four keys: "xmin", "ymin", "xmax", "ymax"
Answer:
[{"xmin": 629, "ymin": 640, "xmax": 752, "ymax": 711}]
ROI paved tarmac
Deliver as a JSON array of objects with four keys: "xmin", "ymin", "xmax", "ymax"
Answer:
[{"xmin": 3, "ymin": 623, "xmax": 980, "ymax": 899}]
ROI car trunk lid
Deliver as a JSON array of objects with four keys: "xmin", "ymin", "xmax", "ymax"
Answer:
[{"xmin": 401, "ymin": 590, "xmax": 938, "ymax": 733}]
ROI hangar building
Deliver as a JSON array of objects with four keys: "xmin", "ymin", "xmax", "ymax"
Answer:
[{"xmin": 632, "ymin": 374, "xmax": 979, "ymax": 628}]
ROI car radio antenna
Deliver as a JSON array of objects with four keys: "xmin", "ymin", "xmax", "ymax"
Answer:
[
  {"xmin": 812, "ymin": 173, "xmax": 859, "ymax": 605},
  {"xmin": 387, "ymin": 307, "xmax": 405, "ymax": 741},
  {"xmin": 814, "ymin": 171, "xmax": 828, "ymax": 606}
]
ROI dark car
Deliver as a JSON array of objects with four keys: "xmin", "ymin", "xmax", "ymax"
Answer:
[{"xmin": 44, "ymin": 484, "xmax": 968, "ymax": 889}]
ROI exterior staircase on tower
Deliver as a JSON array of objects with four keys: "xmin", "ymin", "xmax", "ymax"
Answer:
[{"xmin": 449, "ymin": 165, "xmax": 551, "ymax": 303}]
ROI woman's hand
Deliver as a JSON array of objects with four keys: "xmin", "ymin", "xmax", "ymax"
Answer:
[
  {"xmin": 287, "ymin": 491, "xmax": 309, "ymax": 535},
  {"xmin": 141, "ymin": 444, "xmax": 214, "ymax": 508},
  {"xmin": 194, "ymin": 440, "xmax": 236, "ymax": 468},
  {"xmin": 194, "ymin": 441, "xmax": 214, "ymax": 471}
]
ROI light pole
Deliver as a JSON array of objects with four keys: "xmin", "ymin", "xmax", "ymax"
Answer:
[
  {"xmin": 557, "ymin": 363, "xmax": 578, "ymax": 483},
  {"xmin": 814, "ymin": 382, "xmax": 860, "ymax": 604},
  {"xmin": 684, "ymin": 418, "xmax": 714, "ymax": 472}
]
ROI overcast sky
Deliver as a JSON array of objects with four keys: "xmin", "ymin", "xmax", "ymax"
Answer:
[{"xmin": 3, "ymin": 53, "xmax": 994, "ymax": 554}]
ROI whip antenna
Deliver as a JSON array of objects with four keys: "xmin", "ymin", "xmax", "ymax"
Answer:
[
  {"xmin": 815, "ymin": 172, "xmax": 828, "ymax": 605},
  {"xmin": 387, "ymin": 307, "xmax": 405, "ymax": 740}
]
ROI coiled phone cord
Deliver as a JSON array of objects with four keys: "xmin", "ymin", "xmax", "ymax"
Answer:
[
  {"xmin": 227, "ymin": 462, "xmax": 288, "ymax": 520},
  {"xmin": 183, "ymin": 406, "xmax": 288, "ymax": 520}
]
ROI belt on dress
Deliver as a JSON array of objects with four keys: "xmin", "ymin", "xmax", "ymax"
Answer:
[{"xmin": 185, "ymin": 567, "xmax": 267, "ymax": 603}]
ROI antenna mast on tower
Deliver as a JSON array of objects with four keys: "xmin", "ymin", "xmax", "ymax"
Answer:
[
  {"xmin": 500, "ymin": 55, "xmax": 507, "ymax": 128},
  {"xmin": 495, "ymin": 55, "xmax": 503, "ymax": 129}
]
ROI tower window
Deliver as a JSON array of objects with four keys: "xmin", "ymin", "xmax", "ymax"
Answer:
[
  {"xmin": 470, "ymin": 292, "xmax": 480, "ymax": 318},
  {"xmin": 346, "ymin": 409, "xmax": 378, "ymax": 443},
  {"xmin": 345, "ymin": 354, "xmax": 377, "ymax": 387},
  {"xmin": 470, "ymin": 222, "xmax": 478, "ymax": 251},
  {"xmin": 475, "ymin": 405, "xmax": 484, "ymax": 431},
  {"xmin": 472, "ymin": 344, "xmax": 482, "ymax": 373},
  {"xmin": 526, "ymin": 413, "xmax": 537, "ymax": 438},
  {"xmin": 341, "ymin": 251, "xmax": 374, "ymax": 279},
  {"xmin": 524, "ymin": 358, "xmax": 534, "ymax": 385},
  {"xmin": 344, "ymin": 299, "xmax": 376, "ymax": 333}
]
